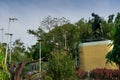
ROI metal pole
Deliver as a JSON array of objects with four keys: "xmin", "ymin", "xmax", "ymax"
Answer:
[
  {"xmin": 64, "ymin": 34, "xmax": 67, "ymax": 50},
  {"xmin": 5, "ymin": 18, "xmax": 17, "ymax": 64},
  {"xmin": 5, "ymin": 19, "xmax": 10, "ymax": 64},
  {"xmin": 38, "ymin": 38, "xmax": 42, "ymax": 79},
  {"xmin": 39, "ymin": 40, "xmax": 41, "ymax": 78},
  {"xmin": 5, "ymin": 33, "xmax": 13, "ymax": 63},
  {"xmin": 9, "ymin": 34, "xmax": 13, "ymax": 63}
]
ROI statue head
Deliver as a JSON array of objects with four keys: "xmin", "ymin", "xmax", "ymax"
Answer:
[{"xmin": 92, "ymin": 13, "xmax": 95, "ymax": 17}]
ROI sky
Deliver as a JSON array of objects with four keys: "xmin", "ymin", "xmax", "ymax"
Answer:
[{"xmin": 0, "ymin": 0, "xmax": 120, "ymax": 46}]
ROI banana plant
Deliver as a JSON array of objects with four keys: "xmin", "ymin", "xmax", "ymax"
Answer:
[{"xmin": 0, "ymin": 44, "xmax": 10, "ymax": 80}]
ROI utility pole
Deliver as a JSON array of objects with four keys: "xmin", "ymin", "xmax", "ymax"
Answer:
[
  {"xmin": 37, "ymin": 37, "xmax": 43, "ymax": 79},
  {"xmin": 5, "ymin": 18, "xmax": 17, "ymax": 64},
  {"xmin": 63, "ymin": 34, "xmax": 67, "ymax": 50},
  {"xmin": 5, "ymin": 33, "xmax": 13, "ymax": 63}
]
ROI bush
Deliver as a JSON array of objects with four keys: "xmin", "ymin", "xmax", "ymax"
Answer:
[
  {"xmin": 76, "ymin": 69, "xmax": 87, "ymax": 79},
  {"xmin": 90, "ymin": 68, "xmax": 120, "ymax": 80},
  {"xmin": 47, "ymin": 52, "xmax": 76, "ymax": 80},
  {"xmin": 44, "ymin": 76, "xmax": 53, "ymax": 80}
]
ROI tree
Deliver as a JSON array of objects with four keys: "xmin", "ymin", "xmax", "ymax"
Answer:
[
  {"xmin": 108, "ymin": 14, "xmax": 114, "ymax": 23},
  {"xmin": 47, "ymin": 52, "xmax": 77, "ymax": 80},
  {"xmin": 40, "ymin": 16, "xmax": 70, "ymax": 32},
  {"xmin": 101, "ymin": 18, "xmax": 110, "ymax": 39},
  {"xmin": 106, "ymin": 24, "xmax": 120, "ymax": 68},
  {"xmin": 106, "ymin": 13, "xmax": 120, "ymax": 69},
  {"xmin": 27, "ymin": 16, "xmax": 70, "ymax": 61},
  {"xmin": 12, "ymin": 39, "xmax": 26, "ymax": 54},
  {"xmin": 26, "ymin": 42, "xmax": 51, "ymax": 61},
  {"xmin": 114, "ymin": 12, "xmax": 120, "ymax": 26},
  {"xmin": 28, "ymin": 27, "xmax": 45, "ymax": 39},
  {"xmin": 107, "ymin": 14, "xmax": 115, "ymax": 39},
  {"xmin": 75, "ymin": 18, "xmax": 91, "ymax": 40},
  {"xmin": 11, "ymin": 39, "xmax": 28, "ymax": 64},
  {"xmin": 8, "ymin": 59, "xmax": 44, "ymax": 80}
]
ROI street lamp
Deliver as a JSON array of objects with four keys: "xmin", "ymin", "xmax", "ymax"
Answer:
[
  {"xmin": 37, "ymin": 37, "xmax": 43, "ymax": 79},
  {"xmin": 8, "ymin": 18, "xmax": 18, "ymax": 33},
  {"xmin": 5, "ymin": 18, "xmax": 17, "ymax": 64},
  {"xmin": 5, "ymin": 33, "xmax": 13, "ymax": 63},
  {"xmin": 0, "ymin": 28, "xmax": 4, "ymax": 43}
]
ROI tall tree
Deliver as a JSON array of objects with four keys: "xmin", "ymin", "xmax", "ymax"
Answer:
[
  {"xmin": 12, "ymin": 39, "xmax": 26, "ymax": 54},
  {"xmin": 27, "ymin": 16, "xmax": 70, "ymax": 60},
  {"xmin": 40, "ymin": 16, "xmax": 70, "ymax": 32},
  {"xmin": 75, "ymin": 18, "xmax": 91, "ymax": 40},
  {"xmin": 114, "ymin": 12, "xmax": 120, "ymax": 26},
  {"xmin": 47, "ymin": 52, "xmax": 76, "ymax": 80},
  {"xmin": 108, "ymin": 14, "xmax": 114, "ymax": 23},
  {"xmin": 106, "ymin": 13, "xmax": 120, "ymax": 69}
]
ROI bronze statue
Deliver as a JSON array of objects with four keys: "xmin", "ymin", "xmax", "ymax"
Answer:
[{"xmin": 91, "ymin": 13, "xmax": 103, "ymax": 38}]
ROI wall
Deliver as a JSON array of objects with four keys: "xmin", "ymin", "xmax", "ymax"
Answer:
[{"xmin": 79, "ymin": 40, "xmax": 117, "ymax": 71}]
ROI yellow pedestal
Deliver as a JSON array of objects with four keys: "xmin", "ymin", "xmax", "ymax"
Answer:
[{"xmin": 79, "ymin": 40, "xmax": 116, "ymax": 71}]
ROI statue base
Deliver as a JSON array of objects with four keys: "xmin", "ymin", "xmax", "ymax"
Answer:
[
  {"xmin": 79, "ymin": 40, "xmax": 117, "ymax": 71},
  {"xmin": 81, "ymin": 37, "xmax": 105, "ymax": 43}
]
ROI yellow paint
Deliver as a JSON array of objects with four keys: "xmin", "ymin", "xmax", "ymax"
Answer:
[{"xmin": 79, "ymin": 40, "xmax": 117, "ymax": 71}]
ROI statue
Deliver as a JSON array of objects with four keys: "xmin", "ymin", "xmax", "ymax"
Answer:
[{"xmin": 91, "ymin": 13, "xmax": 103, "ymax": 38}]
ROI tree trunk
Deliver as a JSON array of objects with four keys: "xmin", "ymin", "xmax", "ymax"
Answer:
[
  {"xmin": 14, "ymin": 62, "xmax": 27, "ymax": 80},
  {"xmin": 9, "ymin": 62, "xmax": 27, "ymax": 80},
  {"xmin": 9, "ymin": 58, "xmax": 44, "ymax": 80}
]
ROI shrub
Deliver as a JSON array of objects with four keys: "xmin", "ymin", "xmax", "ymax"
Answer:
[
  {"xmin": 47, "ymin": 52, "xmax": 76, "ymax": 80},
  {"xmin": 76, "ymin": 69, "xmax": 87, "ymax": 79},
  {"xmin": 90, "ymin": 68, "xmax": 120, "ymax": 80}
]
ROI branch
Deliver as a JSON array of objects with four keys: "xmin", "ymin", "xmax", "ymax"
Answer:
[{"xmin": 26, "ymin": 57, "xmax": 45, "ymax": 65}]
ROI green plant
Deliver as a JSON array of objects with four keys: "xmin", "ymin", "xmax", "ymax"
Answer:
[
  {"xmin": 0, "ymin": 44, "xmax": 10, "ymax": 80},
  {"xmin": 90, "ymin": 68, "xmax": 120, "ymax": 80},
  {"xmin": 106, "ymin": 13, "xmax": 120, "ymax": 68},
  {"xmin": 44, "ymin": 76, "xmax": 53, "ymax": 80},
  {"xmin": 76, "ymin": 69, "xmax": 87, "ymax": 79},
  {"xmin": 106, "ymin": 24, "xmax": 120, "ymax": 68},
  {"xmin": 47, "ymin": 52, "xmax": 76, "ymax": 80}
]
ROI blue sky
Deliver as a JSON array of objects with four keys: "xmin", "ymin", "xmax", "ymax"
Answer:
[{"xmin": 0, "ymin": 0, "xmax": 120, "ymax": 46}]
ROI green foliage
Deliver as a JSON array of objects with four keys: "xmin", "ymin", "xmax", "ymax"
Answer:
[
  {"xmin": 44, "ymin": 76, "xmax": 53, "ymax": 80},
  {"xmin": 11, "ymin": 39, "xmax": 30, "ymax": 63},
  {"xmin": 108, "ymin": 14, "xmax": 114, "ymax": 23},
  {"xmin": 101, "ymin": 19, "xmax": 111, "ymax": 39},
  {"xmin": 115, "ymin": 13, "xmax": 120, "ymax": 26},
  {"xmin": 49, "ymin": 23, "xmax": 80, "ymax": 50},
  {"xmin": 26, "ymin": 42, "xmax": 52, "ymax": 60},
  {"xmin": 12, "ymin": 39, "xmax": 26, "ymax": 54},
  {"xmin": 75, "ymin": 18, "xmax": 92, "ymax": 40},
  {"xmin": 106, "ymin": 25, "xmax": 120, "ymax": 67},
  {"xmin": 47, "ymin": 52, "xmax": 76, "ymax": 80},
  {"xmin": 40, "ymin": 16, "xmax": 70, "ymax": 32},
  {"xmin": 11, "ymin": 52, "xmax": 30, "ymax": 63},
  {"xmin": 28, "ymin": 27, "xmax": 45, "ymax": 38},
  {"xmin": 0, "ymin": 44, "xmax": 10, "ymax": 80},
  {"xmin": 106, "ymin": 13, "xmax": 120, "ymax": 67}
]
